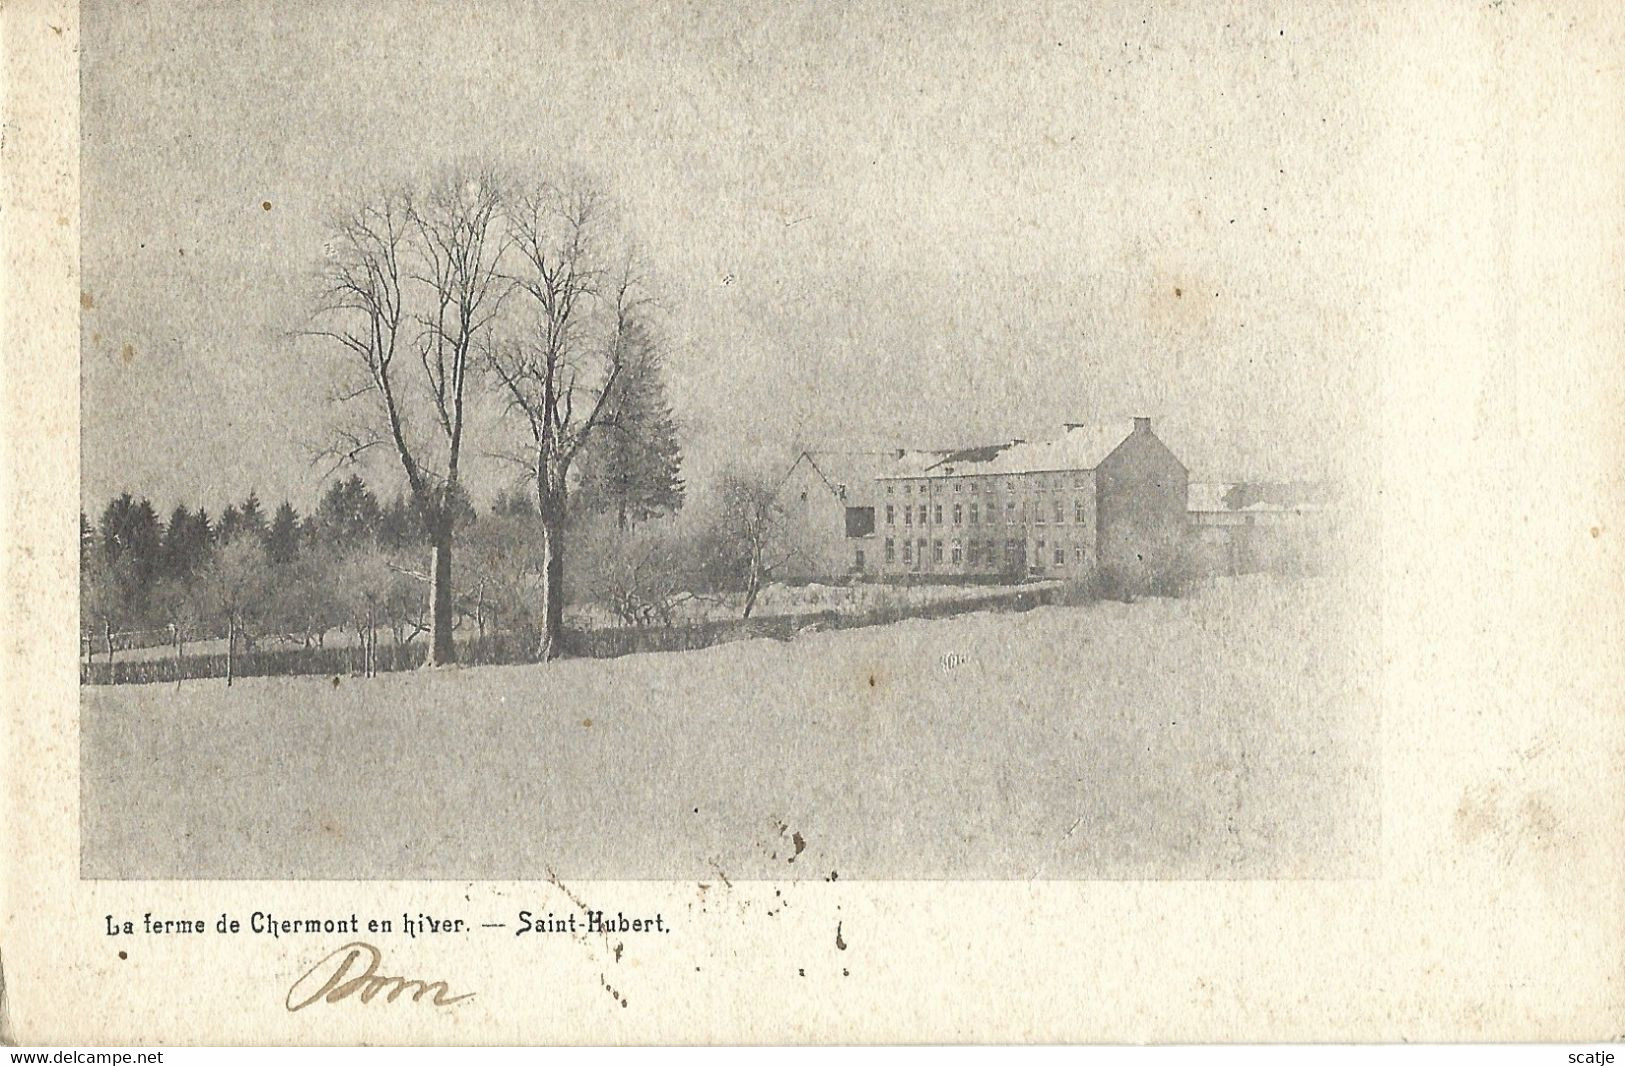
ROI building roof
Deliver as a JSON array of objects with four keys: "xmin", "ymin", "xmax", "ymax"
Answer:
[
  {"xmin": 1188, "ymin": 481, "xmax": 1334, "ymax": 514},
  {"xmin": 887, "ymin": 448, "xmax": 964, "ymax": 477},
  {"xmin": 878, "ymin": 421, "xmax": 1140, "ymax": 479},
  {"xmin": 793, "ymin": 451, "xmax": 910, "ymax": 499}
]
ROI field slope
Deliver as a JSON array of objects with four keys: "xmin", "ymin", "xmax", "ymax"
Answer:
[{"xmin": 82, "ymin": 574, "xmax": 1377, "ymax": 880}]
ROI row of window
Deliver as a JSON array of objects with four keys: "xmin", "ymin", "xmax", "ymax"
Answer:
[
  {"xmin": 881, "ymin": 538, "xmax": 1086, "ymax": 568},
  {"xmin": 884, "ymin": 499, "xmax": 1089, "ymax": 527},
  {"xmin": 885, "ymin": 474, "xmax": 1086, "ymax": 496}
]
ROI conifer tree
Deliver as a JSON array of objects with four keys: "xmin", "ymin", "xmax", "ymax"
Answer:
[
  {"xmin": 216, "ymin": 503, "xmax": 244, "ymax": 546},
  {"xmin": 238, "ymin": 491, "xmax": 268, "ymax": 542},
  {"xmin": 574, "ymin": 320, "xmax": 684, "ymax": 529},
  {"xmin": 266, "ymin": 501, "xmax": 302, "ymax": 565},
  {"xmin": 314, "ymin": 475, "xmax": 382, "ymax": 550}
]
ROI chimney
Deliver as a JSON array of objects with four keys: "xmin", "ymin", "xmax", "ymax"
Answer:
[{"xmin": 1133, "ymin": 416, "xmax": 1151, "ymax": 433}]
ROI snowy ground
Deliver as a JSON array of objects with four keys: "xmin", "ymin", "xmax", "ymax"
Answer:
[{"xmin": 81, "ymin": 573, "xmax": 1378, "ymax": 880}]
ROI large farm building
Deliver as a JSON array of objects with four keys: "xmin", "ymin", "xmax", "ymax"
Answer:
[{"xmin": 778, "ymin": 417, "xmax": 1190, "ymax": 581}]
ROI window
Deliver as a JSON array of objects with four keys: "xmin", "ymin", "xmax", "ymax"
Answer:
[
  {"xmin": 967, "ymin": 541, "xmax": 979, "ymax": 565},
  {"xmin": 799, "ymin": 490, "xmax": 808, "ymax": 501},
  {"xmin": 905, "ymin": 483, "xmax": 912, "ymax": 494},
  {"xmin": 886, "ymin": 484, "xmax": 894, "ymax": 495},
  {"xmin": 902, "ymin": 540, "xmax": 912, "ymax": 562},
  {"xmin": 1074, "ymin": 474, "xmax": 1086, "ymax": 488},
  {"xmin": 904, "ymin": 506, "xmax": 912, "ymax": 526},
  {"xmin": 1054, "ymin": 546, "xmax": 1065, "ymax": 566},
  {"xmin": 954, "ymin": 481, "xmax": 962, "ymax": 492},
  {"xmin": 1074, "ymin": 499, "xmax": 1086, "ymax": 524},
  {"xmin": 1035, "ymin": 500, "xmax": 1045, "ymax": 524},
  {"xmin": 845, "ymin": 507, "xmax": 875, "ymax": 538},
  {"xmin": 918, "ymin": 504, "xmax": 927, "ymax": 525},
  {"xmin": 1005, "ymin": 539, "xmax": 1018, "ymax": 565},
  {"xmin": 1073, "ymin": 543, "xmax": 1084, "ymax": 564},
  {"xmin": 885, "ymin": 538, "xmax": 895, "ymax": 563},
  {"xmin": 1005, "ymin": 500, "xmax": 1015, "ymax": 522},
  {"xmin": 837, "ymin": 483, "xmax": 847, "ymax": 499},
  {"xmin": 886, "ymin": 504, "xmax": 895, "ymax": 525},
  {"xmin": 951, "ymin": 540, "xmax": 962, "ymax": 565},
  {"xmin": 933, "ymin": 540, "xmax": 943, "ymax": 564},
  {"xmin": 952, "ymin": 503, "xmax": 962, "ymax": 525},
  {"xmin": 1036, "ymin": 540, "xmax": 1046, "ymax": 568},
  {"xmin": 855, "ymin": 549, "xmax": 866, "ymax": 570},
  {"xmin": 917, "ymin": 538, "xmax": 927, "ymax": 567},
  {"xmin": 1053, "ymin": 500, "xmax": 1064, "ymax": 524},
  {"xmin": 934, "ymin": 504, "xmax": 943, "ymax": 524},
  {"xmin": 969, "ymin": 502, "xmax": 979, "ymax": 524}
]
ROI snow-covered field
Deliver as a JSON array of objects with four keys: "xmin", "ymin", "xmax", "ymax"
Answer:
[{"xmin": 81, "ymin": 573, "xmax": 1378, "ymax": 879}]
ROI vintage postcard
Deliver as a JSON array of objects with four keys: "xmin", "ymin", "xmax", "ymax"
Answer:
[{"xmin": 2, "ymin": 0, "xmax": 1621, "ymax": 1046}]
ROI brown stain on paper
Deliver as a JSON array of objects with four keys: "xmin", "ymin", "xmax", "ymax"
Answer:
[{"xmin": 1454, "ymin": 781, "xmax": 1562, "ymax": 861}]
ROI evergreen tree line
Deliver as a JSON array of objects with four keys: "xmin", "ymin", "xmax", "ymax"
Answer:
[
  {"xmin": 81, "ymin": 481, "xmax": 456, "ymax": 600},
  {"xmin": 79, "ymin": 461, "xmax": 820, "ymax": 687},
  {"xmin": 80, "ymin": 363, "xmax": 688, "ymax": 681}
]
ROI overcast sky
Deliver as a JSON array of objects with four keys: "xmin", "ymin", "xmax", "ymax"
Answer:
[{"xmin": 81, "ymin": 0, "xmax": 1380, "ymax": 516}]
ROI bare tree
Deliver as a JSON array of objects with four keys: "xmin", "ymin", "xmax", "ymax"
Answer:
[
  {"xmin": 489, "ymin": 182, "xmax": 641, "ymax": 660},
  {"xmin": 80, "ymin": 550, "xmax": 127, "ymax": 670},
  {"xmin": 198, "ymin": 539, "xmax": 269, "ymax": 687},
  {"xmin": 576, "ymin": 515, "xmax": 693, "ymax": 628},
  {"xmin": 309, "ymin": 171, "xmax": 506, "ymax": 666},
  {"xmin": 706, "ymin": 470, "xmax": 799, "ymax": 620},
  {"xmin": 149, "ymin": 577, "xmax": 204, "ymax": 688}
]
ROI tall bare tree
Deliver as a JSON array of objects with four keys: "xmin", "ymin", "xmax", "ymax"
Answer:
[
  {"xmin": 309, "ymin": 171, "xmax": 506, "ymax": 666},
  {"xmin": 489, "ymin": 183, "xmax": 641, "ymax": 660}
]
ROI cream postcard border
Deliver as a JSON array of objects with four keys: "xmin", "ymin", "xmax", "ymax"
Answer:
[{"xmin": 3, "ymin": 0, "xmax": 1622, "ymax": 1045}]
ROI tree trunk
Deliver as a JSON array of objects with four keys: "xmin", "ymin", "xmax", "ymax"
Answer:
[
  {"xmin": 225, "ymin": 619, "xmax": 235, "ymax": 687},
  {"xmin": 173, "ymin": 624, "xmax": 182, "ymax": 689},
  {"xmin": 742, "ymin": 546, "xmax": 762, "ymax": 619},
  {"xmin": 104, "ymin": 621, "xmax": 114, "ymax": 666},
  {"xmin": 537, "ymin": 514, "xmax": 566, "ymax": 661},
  {"xmin": 425, "ymin": 528, "xmax": 456, "ymax": 667}
]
